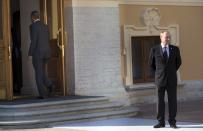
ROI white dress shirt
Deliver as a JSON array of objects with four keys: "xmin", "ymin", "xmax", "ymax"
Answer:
[{"xmin": 161, "ymin": 43, "xmax": 170, "ymax": 57}]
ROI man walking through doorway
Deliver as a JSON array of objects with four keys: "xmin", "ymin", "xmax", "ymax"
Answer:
[{"xmin": 29, "ymin": 11, "xmax": 53, "ymax": 99}]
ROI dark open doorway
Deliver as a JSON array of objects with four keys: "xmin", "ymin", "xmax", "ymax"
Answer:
[
  {"xmin": 10, "ymin": 0, "xmax": 23, "ymax": 96},
  {"xmin": 131, "ymin": 36, "xmax": 160, "ymax": 84},
  {"xmin": 9, "ymin": 0, "xmax": 66, "ymax": 99}
]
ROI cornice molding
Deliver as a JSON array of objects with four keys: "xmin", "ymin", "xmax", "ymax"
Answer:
[
  {"xmin": 71, "ymin": 0, "xmax": 203, "ymax": 7},
  {"xmin": 72, "ymin": 0, "xmax": 119, "ymax": 7},
  {"xmin": 118, "ymin": 0, "xmax": 203, "ymax": 6}
]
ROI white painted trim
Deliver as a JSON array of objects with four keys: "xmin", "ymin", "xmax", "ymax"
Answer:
[
  {"xmin": 72, "ymin": 0, "xmax": 119, "ymax": 7},
  {"xmin": 118, "ymin": 0, "xmax": 203, "ymax": 6},
  {"xmin": 69, "ymin": 0, "xmax": 203, "ymax": 7}
]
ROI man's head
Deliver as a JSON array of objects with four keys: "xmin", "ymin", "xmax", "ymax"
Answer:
[
  {"xmin": 160, "ymin": 31, "xmax": 171, "ymax": 46},
  {"xmin": 31, "ymin": 11, "xmax": 40, "ymax": 23}
]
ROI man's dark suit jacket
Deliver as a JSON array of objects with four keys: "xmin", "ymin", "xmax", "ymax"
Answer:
[
  {"xmin": 29, "ymin": 21, "xmax": 51, "ymax": 59},
  {"xmin": 149, "ymin": 44, "xmax": 182, "ymax": 87}
]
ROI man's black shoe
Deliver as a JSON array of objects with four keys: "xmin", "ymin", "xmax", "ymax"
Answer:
[
  {"xmin": 153, "ymin": 123, "xmax": 165, "ymax": 128},
  {"xmin": 170, "ymin": 124, "xmax": 178, "ymax": 128}
]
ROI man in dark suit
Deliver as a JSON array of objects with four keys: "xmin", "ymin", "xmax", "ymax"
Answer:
[
  {"xmin": 149, "ymin": 31, "xmax": 182, "ymax": 128},
  {"xmin": 29, "ymin": 11, "xmax": 53, "ymax": 99}
]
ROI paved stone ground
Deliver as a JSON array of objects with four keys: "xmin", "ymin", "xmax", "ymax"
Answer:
[
  {"xmin": 1, "ymin": 99, "xmax": 203, "ymax": 131},
  {"xmin": 136, "ymin": 99, "xmax": 203, "ymax": 123}
]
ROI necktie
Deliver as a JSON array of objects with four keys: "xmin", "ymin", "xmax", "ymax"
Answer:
[{"xmin": 163, "ymin": 47, "xmax": 168, "ymax": 63}]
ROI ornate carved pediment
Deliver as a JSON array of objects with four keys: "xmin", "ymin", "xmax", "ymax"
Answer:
[
  {"xmin": 142, "ymin": 8, "xmax": 161, "ymax": 27},
  {"xmin": 141, "ymin": 8, "xmax": 162, "ymax": 33}
]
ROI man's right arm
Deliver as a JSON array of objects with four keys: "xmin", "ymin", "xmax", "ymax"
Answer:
[
  {"xmin": 28, "ymin": 24, "xmax": 38, "ymax": 56},
  {"xmin": 149, "ymin": 47, "xmax": 156, "ymax": 71}
]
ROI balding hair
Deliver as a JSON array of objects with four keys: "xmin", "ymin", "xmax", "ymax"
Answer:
[{"xmin": 160, "ymin": 31, "xmax": 170, "ymax": 37}]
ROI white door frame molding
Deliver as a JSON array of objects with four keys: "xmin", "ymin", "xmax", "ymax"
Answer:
[{"xmin": 123, "ymin": 24, "xmax": 181, "ymax": 86}]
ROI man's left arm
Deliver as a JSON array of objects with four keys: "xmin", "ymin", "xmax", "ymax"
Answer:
[{"xmin": 176, "ymin": 47, "xmax": 182, "ymax": 70}]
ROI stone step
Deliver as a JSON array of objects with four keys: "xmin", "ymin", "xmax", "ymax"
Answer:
[
  {"xmin": 0, "ymin": 102, "xmax": 122, "ymax": 117},
  {"xmin": 0, "ymin": 96, "xmax": 108, "ymax": 109},
  {"xmin": 0, "ymin": 96, "xmax": 138, "ymax": 127},
  {"xmin": 0, "ymin": 97, "xmax": 111, "ymax": 117},
  {"xmin": 0, "ymin": 106, "xmax": 138, "ymax": 126}
]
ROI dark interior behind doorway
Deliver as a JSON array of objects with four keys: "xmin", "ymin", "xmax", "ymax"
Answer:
[{"xmin": 10, "ymin": 0, "xmax": 23, "ymax": 95}]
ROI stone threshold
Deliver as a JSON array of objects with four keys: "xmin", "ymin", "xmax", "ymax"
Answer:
[{"xmin": 126, "ymin": 82, "xmax": 185, "ymax": 91}]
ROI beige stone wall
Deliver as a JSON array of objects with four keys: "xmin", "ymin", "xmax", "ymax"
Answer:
[{"xmin": 119, "ymin": 5, "xmax": 203, "ymax": 80}]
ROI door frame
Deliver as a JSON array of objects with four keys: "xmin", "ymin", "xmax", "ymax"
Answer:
[
  {"xmin": 1, "ymin": 0, "xmax": 67, "ymax": 100},
  {"xmin": 1, "ymin": 0, "xmax": 13, "ymax": 100}
]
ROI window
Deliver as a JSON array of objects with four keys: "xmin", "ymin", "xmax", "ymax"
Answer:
[{"xmin": 131, "ymin": 36, "xmax": 160, "ymax": 84}]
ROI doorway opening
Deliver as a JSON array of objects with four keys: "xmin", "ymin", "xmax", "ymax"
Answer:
[
  {"xmin": 10, "ymin": 0, "xmax": 65, "ymax": 99},
  {"xmin": 131, "ymin": 36, "xmax": 160, "ymax": 84},
  {"xmin": 10, "ymin": 0, "xmax": 22, "ymax": 97}
]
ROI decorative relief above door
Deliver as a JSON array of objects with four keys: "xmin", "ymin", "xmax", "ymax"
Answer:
[{"xmin": 142, "ymin": 8, "xmax": 161, "ymax": 27}]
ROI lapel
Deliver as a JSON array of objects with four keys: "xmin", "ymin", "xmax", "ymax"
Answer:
[
  {"xmin": 158, "ymin": 44, "xmax": 173, "ymax": 64},
  {"xmin": 159, "ymin": 45, "xmax": 165, "ymax": 61},
  {"xmin": 159, "ymin": 45, "xmax": 163, "ymax": 57},
  {"xmin": 168, "ymin": 45, "xmax": 174, "ymax": 63}
]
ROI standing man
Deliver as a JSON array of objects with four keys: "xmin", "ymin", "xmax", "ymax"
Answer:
[
  {"xmin": 149, "ymin": 31, "xmax": 182, "ymax": 128},
  {"xmin": 29, "ymin": 11, "xmax": 53, "ymax": 99}
]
